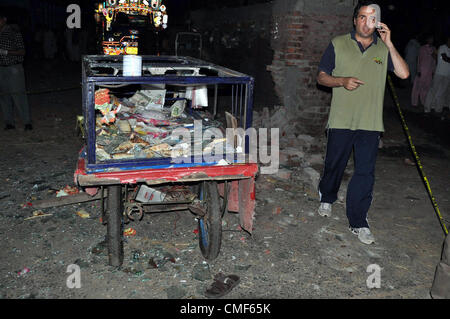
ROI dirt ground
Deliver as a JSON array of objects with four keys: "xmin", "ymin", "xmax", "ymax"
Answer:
[{"xmin": 0, "ymin": 59, "xmax": 449, "ymax": 300}]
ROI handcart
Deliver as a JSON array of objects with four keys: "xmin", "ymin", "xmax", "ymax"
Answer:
[{"xmin": 74, "ymin": 55, "xmax": 258, "ymax": 266}]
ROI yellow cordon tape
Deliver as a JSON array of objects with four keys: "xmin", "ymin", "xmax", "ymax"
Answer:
[{"xmin": 387, "ymin": 75, "xmax": 448, "ymax": 235}]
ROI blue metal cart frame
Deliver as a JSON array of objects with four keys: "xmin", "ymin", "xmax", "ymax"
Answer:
[{"xmin": 75, "ymin": 55, "xmax": 258, "ymax": 266}]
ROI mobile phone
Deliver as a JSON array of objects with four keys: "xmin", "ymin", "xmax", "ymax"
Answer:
[{"xmin": 367, "ymin": 4, "xmax": 381, "ymax": 29}]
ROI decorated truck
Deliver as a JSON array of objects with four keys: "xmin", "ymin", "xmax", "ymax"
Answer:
[{"xmin": 95, "ymin": 0, "xmax": 168, "ymax": 55}]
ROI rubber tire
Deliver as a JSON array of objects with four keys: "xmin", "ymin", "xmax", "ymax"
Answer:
[
  {"xmin": 198, "ymin": 181, "xmax": 222, "ymax": 261},
  {"xmin": 106, "ymin": 185, "xmax": 124, "ymax": 267}
]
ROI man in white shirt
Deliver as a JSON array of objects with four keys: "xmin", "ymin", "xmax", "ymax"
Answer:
[{"xmin": 424, "ymin": 36, "xmax": 450, "ymax": 113}]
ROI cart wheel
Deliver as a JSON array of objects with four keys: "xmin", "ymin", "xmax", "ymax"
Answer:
[
  {"xmin": 198, "ymin": 181, "xmax": 222, "ymax": 261},
  {"xmin": 106, "ymin": 185, "xmax": 124, "ymax": 267}
]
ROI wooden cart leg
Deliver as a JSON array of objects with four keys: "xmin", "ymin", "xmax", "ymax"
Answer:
[
  {"xmin": 107, "ymin": 185, "xmax": 124, "ymax": 267},
  {"xmin": 226, "ymin": 180, "xmax": 240, "ymax": 213}
]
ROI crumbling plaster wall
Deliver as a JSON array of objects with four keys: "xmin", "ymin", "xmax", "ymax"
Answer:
[{"xmin": 191, "ymin": 0, "xmax": 357, "ymax": 136}]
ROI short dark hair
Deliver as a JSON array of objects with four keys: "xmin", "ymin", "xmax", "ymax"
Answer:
[{"xmin": 353, "ymin": 1, "xmax": 379, "ymax": 21}]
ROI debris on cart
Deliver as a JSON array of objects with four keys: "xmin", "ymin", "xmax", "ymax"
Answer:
[
  {"xmin": 135, "ymin": 185, "xmax": 166, "ymax": 203},
  {"xmin": 134, "ymin": 184, "xmax": 197, "ymax": 204},
  {"xmin": 92, "ymin": 87, "xmax": 242, "ymax": 163}
]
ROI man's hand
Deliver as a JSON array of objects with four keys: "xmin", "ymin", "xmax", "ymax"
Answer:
[
  {"xmin": 342, "ymin": 77, "xmax": 365, "ymax": 91},
  {"xmin": 377, "ymin": 23, "xmax": 392, "ymax": 47},
  {"xmin": 0, "ymin": 49, "xmax": 7, "ymax": 56},
  {"xmin": 377, "ymin": 22, "xmax": 410, "ymax": 79},
  {"xmin": 317, "ymin": 71, "xmax": 365, "ymax": 90}
]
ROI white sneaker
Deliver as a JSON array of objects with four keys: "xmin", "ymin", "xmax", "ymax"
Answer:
[
  {"xmin": 378, "ymin": 138, "xmax": 383, "ymax": 149},
  {"xmin": 349, "ymin": 227, "xmax": 375, "ymax": 244},
  {"xmin": 318, "ymin": 202, "xmax": 332, "ymax": 217}
]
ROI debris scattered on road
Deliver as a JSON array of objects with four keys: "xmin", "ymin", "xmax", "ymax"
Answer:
[
  {"xmin": 404, "ymin": 158, "xmax": 416, "ymax": 166},
  {"xmin": 17, "ymin": 267, "xmax": 30, "ymax": 276},
  {"xmin": 76, "ymin": 210, "xmax": 90, "ymax": 219},
  {"xmin": 24, "ymin": 210, "xmax": 52, "ymax": 221},
  {"xmin": 192, "ymin": 262, "xmax": 211, "ymax": 282},
  {"xmin": 124, "ymin": 227, "xmax": 137, "ymax": 237}
]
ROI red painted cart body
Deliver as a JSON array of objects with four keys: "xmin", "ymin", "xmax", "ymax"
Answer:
[{"xmin": 74, "ymin": 150, "xmax": 258, "ymax": 233}]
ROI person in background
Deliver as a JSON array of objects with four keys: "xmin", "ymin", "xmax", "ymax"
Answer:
[
  {"xmin": 43, "ymin": 27, "xmax": 57, "ymax": 60},
  {"xmin": 33, "ymin": 25, "xmax": 43, "ymax": 60},
  {"xmin": 316, "ymin": 1, "xmax": 409, "ymax": 244},
  {"xmin": 0, "ymin": 9, "xmax": 32, "ymax": 131},
  {"xmin": 411, "ymin": 34, "xmax": 436, "ymax": 109},
  {"xmin": 424, "ymin": 36, "xmax": 450, "ymax": 115},
  {"xmin": 404, "ymin": 35, "xmax": 421, "ymax": 84}
]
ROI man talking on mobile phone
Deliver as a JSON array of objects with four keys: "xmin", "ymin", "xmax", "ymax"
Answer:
[{"xmin": 316, "ymin": 1, "xmax": 409, "ymax": 244}]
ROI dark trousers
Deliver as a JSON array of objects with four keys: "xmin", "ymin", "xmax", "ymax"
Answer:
[
  {"xmin": 0, "ymin": 64, "xmax": 31, "ymax": 126},
  {"xmin": 319, "ymin": 129, "xmax": 380, "ymax": 228}
]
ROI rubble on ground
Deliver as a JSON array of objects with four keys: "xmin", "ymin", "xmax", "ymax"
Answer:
[{"xmin": 253, "ymin": 104, "xmax": 326, "ymax": 192}]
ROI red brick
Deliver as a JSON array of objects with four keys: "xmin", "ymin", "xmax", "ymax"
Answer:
[
  {"xmin": 287, "ymin": 23, "xmax": 304, "ymax": 30},
  {"xmin": 287, "ymin": 42, "xmax": 302, "ymax": 47},
  {"xmin": 286, "ymin": 47, "xmax": 299, "ymax": 53},
  {"xmin": 285, "ymin": 54, "xmax": 303, "ymax": 60}
]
